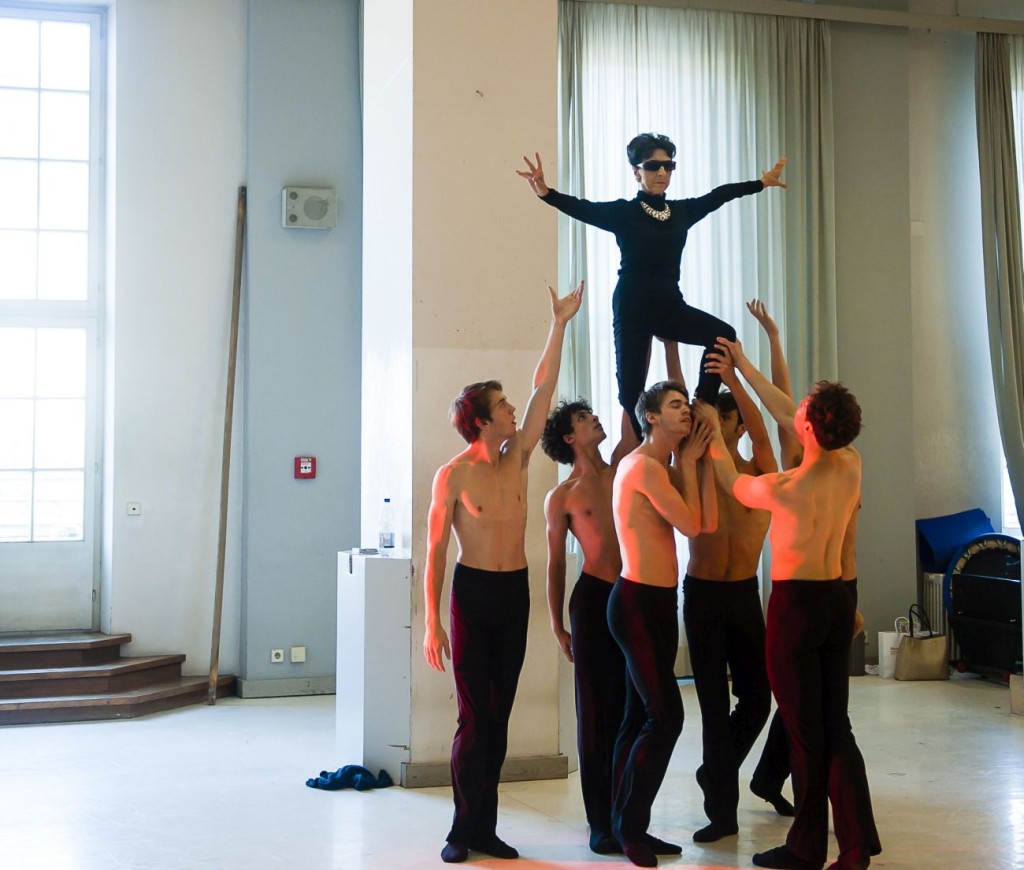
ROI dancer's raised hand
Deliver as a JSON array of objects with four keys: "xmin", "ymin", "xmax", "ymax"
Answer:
[
  {"xmin": 761, "ymin": 157, "xmax": 788, "ymax": 189},
  {"xmin": 549, "ymin": 279, "xmax": 584, "ymax": 326},
  {"xmin": 517, "ymin": 152, "xmax": 550, "ymax": 196},
  {"xmin": 705, "ymin": 336, "xmax": 749, "ymax": 376},
  {"xmin": 680, "ymin": 415, "xmax": 713, "ymax": 462},
  {"xmin": 746, "ymin": 298, "xmax": 780, "ymax": 338}
]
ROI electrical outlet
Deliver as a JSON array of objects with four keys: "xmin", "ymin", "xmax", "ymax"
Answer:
[
  {"xmin": 270, "ymin": 648, "xmax": 285, "ymax": 663},
  {"xmin": 290, "ymin": 646, "xmax": 306, "ymax": 663}
]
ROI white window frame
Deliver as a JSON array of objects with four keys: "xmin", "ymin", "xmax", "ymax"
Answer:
[{"xmin": 0, "ymin": 3, "xmax": 106, "ymax": 628}]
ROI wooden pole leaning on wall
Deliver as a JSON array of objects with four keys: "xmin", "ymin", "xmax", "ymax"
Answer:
[{"xmin": 208, "ymin": 185, "xmax": 247, "ymax": 705}]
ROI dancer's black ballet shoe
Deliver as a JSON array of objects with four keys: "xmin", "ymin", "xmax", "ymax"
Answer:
[
  {"xmin": 589, "ymin": 830, "xmax": 618, "ymax": 854},
  {"xmin": 693, "ymin": 821, "xmax": 739, "ymax": 843},
  {"xmin": 468, "ymin": 835, "xmax": 519, "ymax": 859},
  {"xmin": 751, "ymin": 782, "xmax": 796, "ymax": 817},
  {"xmin": 621, "ymin": 838, "xmax": 657, "ymax": 867},
  {"xmin": 645, "ymin": 833, "xmax": 682, "ymax": 855},
  {"xmin": 441, "ymin": 842, "xmax": 469, "ymax": 863},
  {"xmin": 752, "ymin": 844, "xmax": 822, "ymax": 870}
]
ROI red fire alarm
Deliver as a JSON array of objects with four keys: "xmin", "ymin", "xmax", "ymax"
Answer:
[{"xmin": 294, "ymin": 456, "xmax": 317, "ymax": 479}]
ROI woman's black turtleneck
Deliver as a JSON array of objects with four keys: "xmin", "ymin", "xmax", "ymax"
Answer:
[{"xmin": 540, "ymin": 180, "xmax": 763, "ymax": 286}]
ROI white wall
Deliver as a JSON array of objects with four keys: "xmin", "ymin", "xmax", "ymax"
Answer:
[
  {"xmin": 908, "ymin": 25, "xmax": 1001, "ymax": 522},
  {"xmin": 363, "ymin": 0, "xmax": 562, "ymax": 766},
  {"xmin": 360, "ymin": 0, "xmax": 413, "ymax": 551},
  {"xmin": 241, "ymin": 0, "xmax": 362, "ymax": 694},
  {"xmin": 828, "ymin": 1, "xmax": 1014, "ymax": 654},
  {"xmin": 831, "ymin": 21, "xmax": 919, "ymax": 654},
  {"xmin": 105, "ymin": 0, "xmax": 247, "ymax": 673}
]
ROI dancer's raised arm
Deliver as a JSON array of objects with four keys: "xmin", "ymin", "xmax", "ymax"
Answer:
[
  {"xmin": 746, "ymin": 300, "xmax": 801, "ymax": 468},
  {"xmin": 706, "ymin": 337, "xmax": 797, "ymax": 436}
]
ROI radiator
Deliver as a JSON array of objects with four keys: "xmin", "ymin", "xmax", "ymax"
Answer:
[{"xmin": 923, "ymin": 572, "xmax": 961, "ymax": 660}]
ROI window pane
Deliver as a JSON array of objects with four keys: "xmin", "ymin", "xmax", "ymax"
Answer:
[
  {"xmin": 33, "ymin": 469, "xmax": 83, "ymax": 541},
  {"xmin": 40, "ymin": 22, "xmax": 89, "ymax": 92},
  {"xmin": 0, "ymin": 471, "xmax": 32, "ymax": 542},
  {"xmin": 0, "ymin": 231, "xmax": 37, "ymax": 300},
  {"xmin": 0, "ymin": 89, "xmax": 39, "ymax": 158},
  {"xmin": 0, "ymin": 19, "xmax": 39, "ymax": 89},
  {"xmin": 0, "ymin": 399, "xmax": 34, "ymax": 468},
  {"xmin": 38, "ymin": 231, "xmax": 87, "ymax": 300},
  {"xmin": 39, "ymin": 161, "xmax": 88, "ymax": 231},
  {"xmin": 40, "ymin": 92, "xmax": 89, "ymax": 161},
  {"xmin": 0, "ymin": 159, "xmax": 38, "ymax": 228},
  {"xmin": 36, "ymin": 328, "xmax": 85, "ymax": 397},
  {"xmin": 34, "ymin": 398, "xmax": 84, "ymax": 468},
  {"xmin": 0, "ymin": 328, "xmax": 36, "ymax": 397}
]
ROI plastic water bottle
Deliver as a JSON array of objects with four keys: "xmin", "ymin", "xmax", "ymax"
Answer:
[{"xmin": 378, "ymin": 498, "xmax": 395, "ymax": 556}]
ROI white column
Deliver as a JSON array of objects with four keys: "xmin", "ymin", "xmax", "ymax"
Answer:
[{"xmin": 363, "ymin": 0, "xmax": 565, "ymax": 783}]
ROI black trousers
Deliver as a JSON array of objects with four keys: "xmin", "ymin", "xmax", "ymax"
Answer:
[
  {"xmin": 683, "ymin": 575, "xmax": 771, "ymax": 826},
  {"xmin": 614, "ymin": 275, "xmax": 736, "ymax": 436},
  {"xmin": 751, "ymin": 579, "xmax": 860, "ymax": 798},
  {"xmin": 765, "ymin": 579, "xmax": 879, "ymax": 868},
  {"xmin": 569, "ymin": 572, "xmax": 626, "ymax": 839},
  {"xmin": 607, "ymin": 577, "xmax": 684, "ymax": 844},
  {"xmin": 447, "ymin": 564, "xmax": 530, "ymax": 845}
]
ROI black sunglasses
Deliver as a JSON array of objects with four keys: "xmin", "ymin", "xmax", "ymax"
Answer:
[{"xmin": 637, "ymin": 160, "xmax": 676, "ymax": 172}]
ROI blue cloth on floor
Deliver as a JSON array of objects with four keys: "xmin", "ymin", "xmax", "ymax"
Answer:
[{"xmin": 306, "ymin": 764, "xmax": 393, "ymax": 791}]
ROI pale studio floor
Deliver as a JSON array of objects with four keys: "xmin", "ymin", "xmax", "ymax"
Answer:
[{"xmin": 1, "ymin": 677, "xmax": 1022, "ymax": 870}]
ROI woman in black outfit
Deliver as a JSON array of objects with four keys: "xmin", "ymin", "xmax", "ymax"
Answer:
[{"xmin": 518, "ymin": 133, "xmax": 786, "ymax": 437}]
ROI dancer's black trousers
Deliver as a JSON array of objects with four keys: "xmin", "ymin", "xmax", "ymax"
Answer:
[
  {"xmin": 447, "ymin": 564, "xmax": 529, "ymax": 845},
  {"xmin": 765, "ymin": 579, "xmax": 879, "ymax": 868},
  {"xmin": 569, "ymin": 572, "xmax": 627, "ymax": 840},
  {"xmin": 752, "ymin": 579, "xmax": 861, "ymax": 798},
  {"xmin": 614, "ymin": 274, "xmax": 736, "ymax": 436},
  {"xmin": 682, "ymin": 575, "xmax": 771, "ymax": 826},
  {"xmin": 607, "ymin": 577, "xmax": 684, "ymax": 844}
]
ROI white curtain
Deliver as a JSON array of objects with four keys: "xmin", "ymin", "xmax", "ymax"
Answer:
[
  {"xmin": 557, "ymin": 2, "xmax": 837, "ymax": 447},
  {"xmin": 976, "ymin": 33, "xmax": 1024, "ymax": 533},
  {"xmin": 997, "ymin": 35, "xmax": 1024, "ymax": 529}
]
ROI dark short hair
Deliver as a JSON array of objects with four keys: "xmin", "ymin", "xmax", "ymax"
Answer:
[
  {"xmin": 541, "ymin": 399, "xmax": 593, "ymax": 465},
  {"xmin": 716, "ymin": 390, "xmax": 743, "ymax": 426},
  {"xmin": 450, "ymin": 380, "xmax": 502, "ymax": 443},
  {"xmin": 805, "ymin": 381, "xmax": 862, "ymax": 450},
  {"xmin": 636, "ymin": 380, "xmax": 689, "ymax": 437},
  {"xmin": 627, "ymin": 133, "xmax": 676, "ymax": 166}
]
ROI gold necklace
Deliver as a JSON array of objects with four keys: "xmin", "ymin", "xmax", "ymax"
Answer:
[{"xmin": 640, "ymin": 200, "xmax": 671, "ymax": 221}]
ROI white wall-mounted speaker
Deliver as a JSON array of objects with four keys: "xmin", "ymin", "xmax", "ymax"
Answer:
[{"xmin": 282, "ymin": 186, "xmax": 337, "ymax": 229}]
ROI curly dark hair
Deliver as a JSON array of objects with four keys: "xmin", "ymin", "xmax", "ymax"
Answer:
[
  {"xmin": 805, "ymin": 381, "xmax": 862, "ymax": 450},
  {"xmin": 626, "ymin": 133, "xmax": 676, "ymax": 166},
  {"xmin": 449, "ymin": 380, "xmax": 502, "ymax": 444},
  {"xmin": 541, "ymin": 399, "xmax": 593, "ymax": 465},
  {"xmin": 636, "ymin": 380, "xmax": 689, "ymax": 437}
]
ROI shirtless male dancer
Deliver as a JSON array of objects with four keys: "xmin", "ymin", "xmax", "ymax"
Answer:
[
  {"xmin": 701, "ymin": 340, "xmax": 880, "ymax": 870},
  {"xmin": 736, "ymin": 302, "xmax": 869, "ymax": 813},
  {"xmin": 608, "ymin": 380, "xmax": 715, "ymax": 867},
  {"xmin": 542, "ymin": 345, "xmax": 685, "ymax": 858},
  {"xmin": 683, "ymin": 361, "xmax": 777, "ymax": 844},
  {"xmin": 423, "ymin": 281, "xmax": 583, "ymax": 864}
]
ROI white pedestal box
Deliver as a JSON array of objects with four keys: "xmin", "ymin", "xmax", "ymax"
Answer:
[{"xmin": 336, "ymin": 552, "xmax": 412, "ymax": 779}]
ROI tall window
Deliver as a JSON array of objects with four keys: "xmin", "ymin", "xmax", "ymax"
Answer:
[{"xmin": 0, "ymin": 8, "xmax": 101, "ymax": 545}]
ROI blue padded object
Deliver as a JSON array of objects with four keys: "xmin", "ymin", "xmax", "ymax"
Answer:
[
  {"xmin": 915, "ymin": 508, "xmax": 994, "ymax": 574},
  {"xmin": 306, "ymin": 764, "xmax": 394, "ymax": 791}
]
